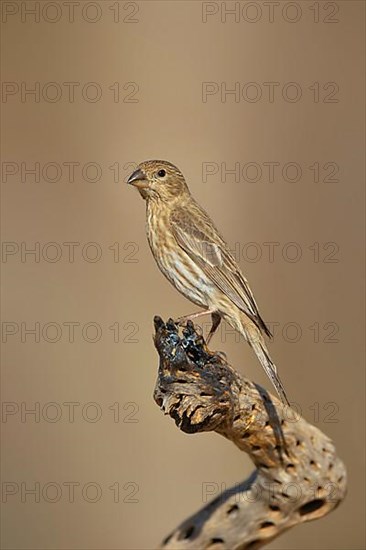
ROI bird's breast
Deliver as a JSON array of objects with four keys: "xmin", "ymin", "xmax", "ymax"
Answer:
[{"xmin": 145, "ymin": 204, "xmax": 211, "ymax": 307}]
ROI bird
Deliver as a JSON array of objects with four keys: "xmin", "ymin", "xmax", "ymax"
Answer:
[{"xmin": 127, "ymin": 160, "xmax": 290, "ymax": 406}]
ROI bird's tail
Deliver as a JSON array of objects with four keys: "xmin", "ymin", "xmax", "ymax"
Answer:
[
  {"xmin": 249, "ymin": 337, "xmax": 290, "ymax": 406},
  {"xmin": 232, "ymin": 312, "xmax": 290, "ymax": 406}
]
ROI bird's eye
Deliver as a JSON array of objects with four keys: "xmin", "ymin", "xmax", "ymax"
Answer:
[{"xmin": 157, "ymin": 169, "xmax": 166, "ymax": 178}]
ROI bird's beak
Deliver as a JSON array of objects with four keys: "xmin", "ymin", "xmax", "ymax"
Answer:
[{"xmin": 127, "ymin": 168, "xmax": 149, "ymax": 189}]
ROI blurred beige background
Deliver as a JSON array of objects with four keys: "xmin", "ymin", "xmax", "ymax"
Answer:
[{"xmin": 1, "ymin": 1, "xmax": 365, "ymax": 549}]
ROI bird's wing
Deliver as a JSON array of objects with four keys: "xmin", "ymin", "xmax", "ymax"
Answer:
[{"xmin": 170, "ymin": 205, "xmax": 271, "ymax": 336}]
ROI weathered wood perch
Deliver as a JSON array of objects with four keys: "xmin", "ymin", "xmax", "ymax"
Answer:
[{"xmin": 153, "ymin": 317, "xmax": 347, "ymax": 550}]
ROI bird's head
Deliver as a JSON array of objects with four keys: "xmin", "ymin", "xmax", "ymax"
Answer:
[{"xmin": 127, "ymin": 160, "xmax": 189, "ymax": 202}]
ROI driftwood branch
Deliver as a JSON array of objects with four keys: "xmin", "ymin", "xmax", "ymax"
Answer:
[{"xmin": 153, "ymin": 317, "xmax": 347, "ymax": 550}]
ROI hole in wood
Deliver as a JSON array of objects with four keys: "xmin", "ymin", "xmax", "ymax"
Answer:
[
  {"xmin": 179, "ymin": 525, "xmax": 195, "ymax": 540},
  {"xmin": 269, "ymin": 504, "xmax": 280, "ymax": 512},
  {"xmin": 298, "ymin": 499, "xmax": 325, "ymax": 516},
  {"xmin": 260, "ymin": 521, "xmax": 275, "ymax": 529},
  {"xmin": 243, "ymin": 539, "xmax": 262, "ymax": 549},
  {"xmin": 227, "ymin": 504, "xmax": 239, "ymax": 515},
  {"xmin": 207, "ymin": 538, "xmax": 224, "ymax": 546}
]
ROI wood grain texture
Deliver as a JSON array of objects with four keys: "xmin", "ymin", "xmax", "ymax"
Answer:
[{"xmin": 153, "ymin": 317, "xmax": 347, "ymax": 550}]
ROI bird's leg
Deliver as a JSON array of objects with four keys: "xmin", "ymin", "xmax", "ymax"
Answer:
[
  {"xmin": 206, "ymin": 312, "xmax": 222, "ymax": 345},
  {"xmin": 175, "ymin": 309, "xmax": 215, "ymax": 327}
]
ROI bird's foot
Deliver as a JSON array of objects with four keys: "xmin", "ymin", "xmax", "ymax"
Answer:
[{"xmin": 175, "ymin": 310, "xmax": 214, "ymax": 327}]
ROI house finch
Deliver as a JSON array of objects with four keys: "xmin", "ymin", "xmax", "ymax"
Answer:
[{"xmin": 127, "ymin": 160, "xmax": 289, "ymax": 405}]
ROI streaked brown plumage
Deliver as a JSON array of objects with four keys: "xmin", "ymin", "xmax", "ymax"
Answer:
[{"xmin": 127, "ymin": 160, "xmax": 289, "ymax": 405}]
